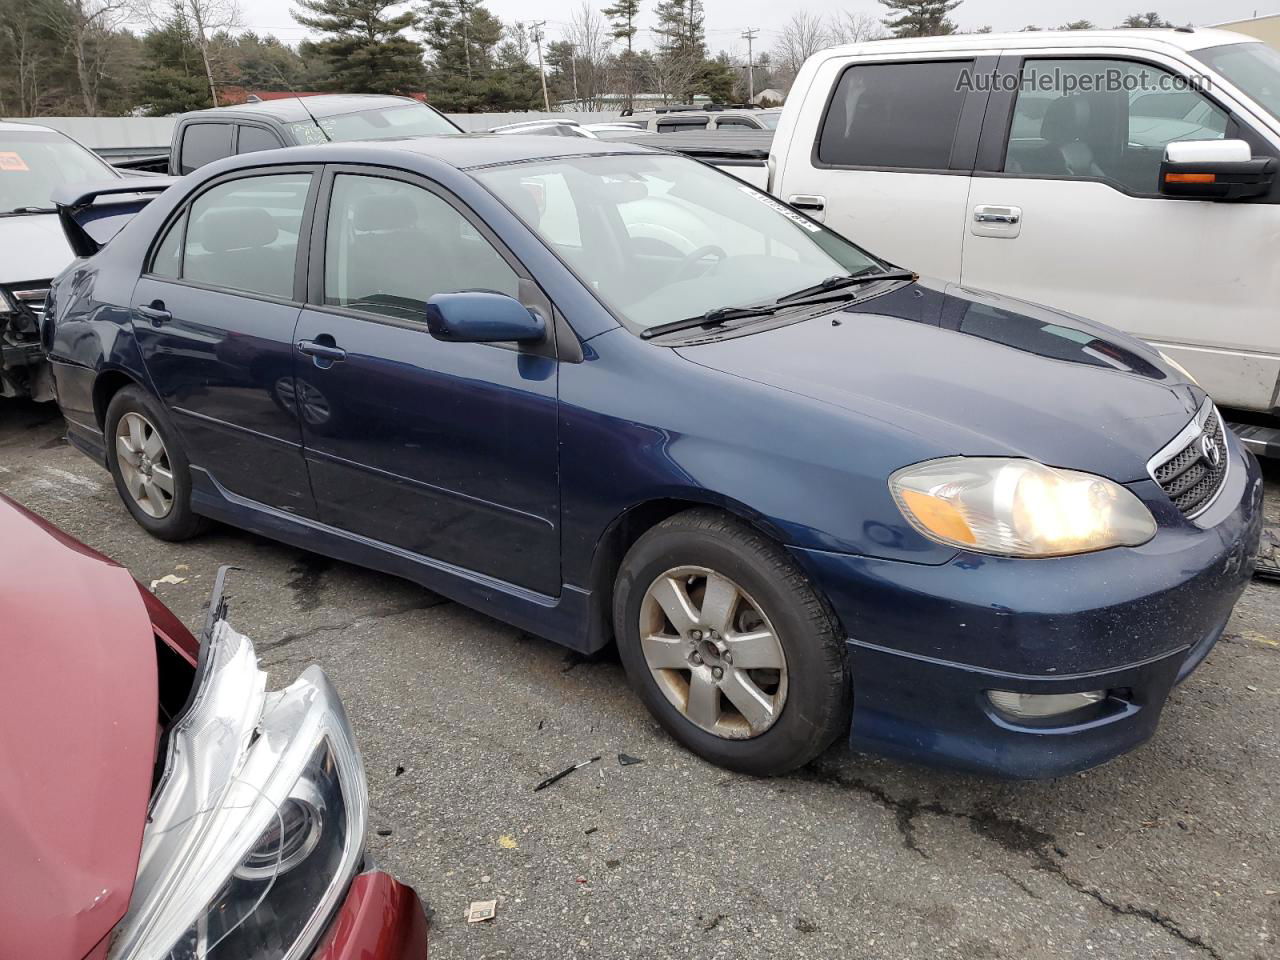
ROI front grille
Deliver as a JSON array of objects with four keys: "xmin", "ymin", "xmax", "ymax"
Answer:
[{"xmin": 1149, "ymin": 400, "xmax": 1229, "ymax": 520}]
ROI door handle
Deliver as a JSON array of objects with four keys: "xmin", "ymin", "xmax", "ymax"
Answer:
[
  {"xmin": 974, "ymin": 207, "xmax": 1021, "ymax": 225},
  {"xmin": 789, "ymin": 194, "xmax": 826, "ymax": 212},
  {"xmin": 136, "ymin": 301, "xmax": 171, "ymax": 326},
  {"xmin": 297, "ymin": 338, "xmax": 347, "ymax": 365}
]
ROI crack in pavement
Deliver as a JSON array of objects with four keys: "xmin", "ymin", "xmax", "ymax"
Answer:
[
  {"xmin": 258, "ymin": 596, "xmax": 451, "ymax": 652},
  {"xmin": 798, "ymin": 761, "xmax": 1224, "ymax": 959}
]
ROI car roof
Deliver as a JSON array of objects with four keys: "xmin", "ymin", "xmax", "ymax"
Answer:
[
  {"xmin": 178, "ymin": 93, "xmax": 428, "ymax": 124},
  {"xmin": 0, "ymin": 120, "xmax": 61, "ymax": 134},
  {"xmin": 821, "ymin": 27, "xmax": 1259, "ymax": 57}
]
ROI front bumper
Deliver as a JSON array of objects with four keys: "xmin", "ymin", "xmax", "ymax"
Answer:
[
  {"xmin": 313, "ymin": 871, "xmax": 428, "ymax": 960},
  {"xmin": 793, "ymin": 444, "xmax": 1265, "ymax": 779}
]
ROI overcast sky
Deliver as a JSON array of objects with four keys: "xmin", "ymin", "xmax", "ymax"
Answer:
[{"xmin": 238, "ymin": 1, "xmax": 1269, "ymax": 58}]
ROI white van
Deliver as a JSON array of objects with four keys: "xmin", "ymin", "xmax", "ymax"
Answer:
[{"xmin": 768, "ymin": 29, "xmax": 1280, "ymax": 454}]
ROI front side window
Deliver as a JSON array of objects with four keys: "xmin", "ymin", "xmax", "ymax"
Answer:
[
  {"xmin": 179, "ymin": 123, "xmax": 234, "ymax": 174},
  {"xmin": 181, "ymin": 173, "xmax": 311, "ymax": 298},
  {"xmin": 473, "ymin": 154, "xmax": 885, "ymax": 334},
  {"xmin": 323, "ymin": 174, "xmax": 519, "ymax": 324},
  {"xmin": 1005, "ymin": 59, "xmax": 1229, "ymax": 194},
  {"xmin": 818, "ymin": 60, "xmax": 973, "ymax": 169}
]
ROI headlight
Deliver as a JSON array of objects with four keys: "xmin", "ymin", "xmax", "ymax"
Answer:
[
  {"xmin": 890, "ymin": 457, "xmax": 1157, "ymax": 557},
  {"xmin": 109, "ymin": 619, "xmax": 368, "ymax": 960},
  {"xmin": 1157, "ymin": 350, "xmax": 1200, "ymax": 386}
]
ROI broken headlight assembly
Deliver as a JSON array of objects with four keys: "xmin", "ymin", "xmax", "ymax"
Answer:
[
  {"xmin": 109, "ymin": 574, "xmax": 368, "ymax": 960},
  {"xmin": 890, "ymin": 457, "xmax": 1157, "ymax": 557}
]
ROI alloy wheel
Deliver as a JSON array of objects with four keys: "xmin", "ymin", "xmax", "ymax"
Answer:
[
  {"xmin": 115, "ymin": 411, "xmax": 175, "ymax": 518},
  {"xmin": 638, "ymin": 566, "xmax": 788, "ymax": 739}
]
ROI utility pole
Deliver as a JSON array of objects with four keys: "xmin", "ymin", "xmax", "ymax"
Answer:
[
  {"xmin": 741, "ymin": 27, "xmax": 759, "ymax": 103},
  {"xmin": 531, "ymin": 21, "xmax": 552, "ymax": 112}
]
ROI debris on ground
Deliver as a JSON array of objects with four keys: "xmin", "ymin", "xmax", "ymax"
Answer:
[
  {"xmin": 394, "ymin": 764, "xmax": 405, "ymax": 776},
  {"xmin": 584, "ymin": 827, "xmax": 598, "ymax": 835},
  {"xmin": 149, "ymin": 574, "xmax": 187, "ymax": 590},
  {"xmin": 467, "ymin": 900, "xmax": 497, "ymax": 923},
  {"xmin": 376, "ymin": 827, "xmax": 392, "ymax": 837},
  {"xmin": 1255, "ymin": 526, "xmax": 1279, "ymax": 581},
  {"xmin": 498, "ymin": 834, "xmax": 518, "ymax": 849},
  {"xmin": 618, "ymin": 753, "xmax": 644, "ymax": 766},
  {"xmin": 533, "ymin": 756, "xmax": 600, "ymax": 792}
]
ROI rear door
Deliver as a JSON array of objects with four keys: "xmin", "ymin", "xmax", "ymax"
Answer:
[
  {"xmin": 961, "ymin": 50, "xmax": 1280, "ymax": 410},
  {"xmin": 292, "ymin": 166, "xmax": 561, "ymax": 595},
  {"xmin": 131, "ymin": 166, "xmax": 318, "ymax": 516},
  {"xmin": 776, "ymin": 52, "xmax": 995, "ymax": 278}
]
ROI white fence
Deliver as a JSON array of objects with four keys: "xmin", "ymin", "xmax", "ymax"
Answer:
[{"xmin": 2, "ymin": 113, "xmax": 624, "ymax": 158}]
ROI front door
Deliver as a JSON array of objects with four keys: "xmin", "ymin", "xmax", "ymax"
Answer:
[
  {"xmin": 132, "ymin": 168, "xmax": 318, "ymax": 516},
  {"xmin": 293, "ymin": 168, "xmax": 561, "ymax": 595},
  {"xmin": 962, "ymin": 54, "xmax": 1280, "ymax": 410}
]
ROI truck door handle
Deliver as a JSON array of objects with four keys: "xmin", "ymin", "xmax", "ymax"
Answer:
[
  {"xmin": 136, "ymin": 301, "xmax": 171, "ymax": 325},
  {"xmin": 974, "ymin": 206, "xmax": 1021, "ymax": 224},
  {"xmin": 789, "ymin": 194, "xmax": 826, "ymax": 212},
  {"xmin": 297, "ymin": 338, "xmax": 347, "ymax": 366}
]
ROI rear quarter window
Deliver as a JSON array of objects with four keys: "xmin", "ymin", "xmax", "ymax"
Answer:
[{"xmin": 817, "ymin": 60, "xmax": 973, "ymax": 170}]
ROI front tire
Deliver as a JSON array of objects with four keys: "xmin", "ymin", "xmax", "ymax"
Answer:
[
  {"xmin": 613, "ymin": 509, "xmax": 850, "ymax": 776},
  {"xmin": 104, "ymin": 385, "xmax": 206, "ymax": 541}
]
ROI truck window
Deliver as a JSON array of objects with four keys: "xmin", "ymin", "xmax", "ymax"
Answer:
[
  {"xmin": 1004, "ymin": 59, "xmax": 1229, "ymax": 195},
  {"xmin": 179, "ymin": 123, "xmax": 234, "ymax": 174},
  {"xmin": 817, "ymin": 60, "xmax": 973, "ymax": 170},
  {"xmin": 657, "ymin": 116, "xmax": 709, "ymax": 132},
  {"xmin": 237, "ymin": 125, "xmax": 283, "ymax": 155}
]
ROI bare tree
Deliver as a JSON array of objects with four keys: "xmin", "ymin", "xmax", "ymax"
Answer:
[
  {"xmin": 565, "ymin": 1, "xmax": 610, "ymax": 109},
  {"xmin": 0, "ymin": 3, "xmax": 44, "ymax": 116},
  {"xmin": 42, "ymin": 0, "xmax": 133, "ymax": 115},
  {"xmin": 827, "ymin": 11, "xmax": 887, "ymax": 44},
  {"xmin": 186, "ymin": 0, "xmax": 241, "ymax": 105},
  {"xmin": 772, "ymin": 11, "xmax": 830, "ymax": 90}
]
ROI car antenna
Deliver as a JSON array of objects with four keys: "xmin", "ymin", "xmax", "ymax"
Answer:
[{"xmin": 270, "ymin": 64, "xmax": 330, "ymax": 143}]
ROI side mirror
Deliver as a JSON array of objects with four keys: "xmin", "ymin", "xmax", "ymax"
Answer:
[
  {"xmin": 424, "ymin": 291, "xmax": 546, "ymax": 344},
  {"xmin": 1159, "ymin": 139, "xmax": 1276, "ymax": 201}
]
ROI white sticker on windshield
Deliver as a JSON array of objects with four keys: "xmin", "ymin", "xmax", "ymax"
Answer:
[{"xmin": 738, "ymin": 185, "xmax": 821, "ymax": 233}]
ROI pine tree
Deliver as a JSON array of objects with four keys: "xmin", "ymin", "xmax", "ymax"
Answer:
[
  {"xmin": 292, "ymin": 0, "xmax": 425, "ymax": 95},
  {"xmin": 601, "ymin": 0, "xmax": 640, "ymax": 52},
  {"xmin": 878, "ymin": 0, "xmax": 962, "ymax": 38},
  {"xmin": 138, "ymin": 2, "xmax": 213, "ymax": 115},
  {"xmin": 418, "ymin": 0, "xmax": 504, "ymax": 110}
]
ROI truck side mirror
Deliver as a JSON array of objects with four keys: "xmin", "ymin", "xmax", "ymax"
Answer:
[{"xmin": 1159, "ymin": 139, "xmax": 1276, "ymax": 201}]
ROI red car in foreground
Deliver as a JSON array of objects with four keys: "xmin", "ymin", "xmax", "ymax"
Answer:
[{"xmin": 0, "ymin": 494, "xmax": 427, "ymax": 960}]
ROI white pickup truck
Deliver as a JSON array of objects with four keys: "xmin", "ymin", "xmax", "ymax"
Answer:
[{"xmin": 700, "ymin": 28, "xmax": 1280, "ymax": 454}]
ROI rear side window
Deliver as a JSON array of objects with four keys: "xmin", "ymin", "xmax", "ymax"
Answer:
[
  {"xmin": 657, "ymin": 116, "xmax": 709, "ymax": 132},
  {"xmin": 818, "ymin": 60, "xmax": 973, "ymax": 169},
  {"xmin": 237, "ymin": 125, "xmax": 283, "ymax": 155},
  {"xmin": 716, "ymin": 117, "xmax": 758, "ymax": 129},
  {"xmin": 182, "ymin": 173, "xmax": 312, "ymax": 299},
  {"xmin": 178, "ymin": 123, "xmax": 234, "ymax": 174}
]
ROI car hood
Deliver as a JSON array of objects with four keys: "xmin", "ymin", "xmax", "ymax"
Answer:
[
  {"xmin": 0, "ymin": 212, "xmax": 73, "ymax": 283},
  {"xmin": 675, "ymin": 280, "xmax": 1202, "ymax": 483},
  {"xmin": 0, "ymin": 496, "xmax": 158, "ymax": 960}
]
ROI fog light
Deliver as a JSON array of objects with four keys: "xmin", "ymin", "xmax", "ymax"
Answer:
[{"xmin": 986, "ymin": 689, "xmax": 1105, "ymax": 720}]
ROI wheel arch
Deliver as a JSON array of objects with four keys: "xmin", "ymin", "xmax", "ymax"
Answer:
[
  {"xmin": 583, "ymin": 492, "xmax": 795, "ymax": 650},
  {"xmin": 93, "ymin": 367, "xmax": 146, "ymax": 429}
]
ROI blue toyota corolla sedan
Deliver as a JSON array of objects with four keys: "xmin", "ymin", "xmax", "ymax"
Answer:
[{"xmin": 44, "ymin": 136, "xmax": 1262, "ymax": 779}]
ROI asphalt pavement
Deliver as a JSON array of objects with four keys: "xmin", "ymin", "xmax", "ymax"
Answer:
[{"xmin": 2, "ymin": 398, "xmax": 1277, "ymax": 960}]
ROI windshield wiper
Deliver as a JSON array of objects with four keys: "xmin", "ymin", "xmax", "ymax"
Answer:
[
  {"xmin": 0, "ymin": 206, "xmax": 56, "ymax": 217},
  {"xmin": 776, "ymin": 269, "xmax": 918, "ymax": 304},
  {"xmin": 640, "ymin": 304, "xmax": 779, "ymax": 340}
]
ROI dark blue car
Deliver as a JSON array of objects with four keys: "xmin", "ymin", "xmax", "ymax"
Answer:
[{"xmin": 45, "ymin": 136, "xmax": 1263, "ymax": 778}]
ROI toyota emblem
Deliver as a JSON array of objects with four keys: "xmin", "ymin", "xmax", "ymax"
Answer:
[{"xmin": 1200, "ymin": 434, "xmax": 1222, "ymax": 468}]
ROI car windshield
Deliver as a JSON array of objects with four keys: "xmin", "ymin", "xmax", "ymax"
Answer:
[
  {"xmin": 287, "ymin": 103, "xmax": 458, "ymax": 145},
  {"xmin": 472, "ymin": 154, "xmax": 887, "ymax": 333},
  {"xmin": 1196, "ymin": 42, "xmax": 1280, "ymax": 124},
  {"xmin": 0, "ymin": 128, "xmax": 115, "ymax": 214}
]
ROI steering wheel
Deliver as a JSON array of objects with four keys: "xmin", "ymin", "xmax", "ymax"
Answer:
[{"xmin": 672, "ymin": 244, "xmax": 728, "ymax": 284}]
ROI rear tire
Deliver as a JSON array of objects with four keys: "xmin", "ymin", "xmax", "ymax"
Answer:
[
  {"xmin": 613, "ymin": 508, "xmax": 849, "ymax": 776},
  {"xmin": 104, "ymin": 385, "xmax": 206, "ymax": 541}
]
